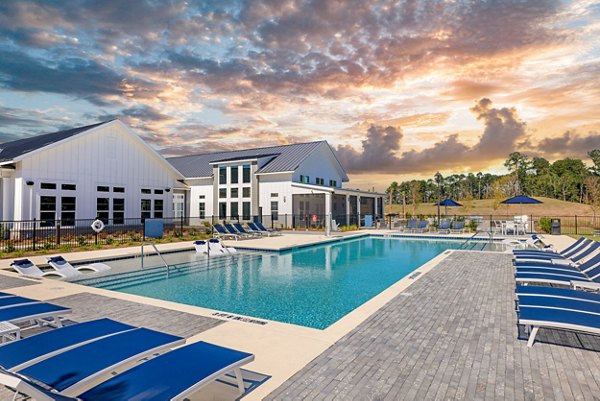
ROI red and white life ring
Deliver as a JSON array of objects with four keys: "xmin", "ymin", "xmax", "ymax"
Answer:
[{"xmin": 91, "ymin": 219, "xmax": 105, "ymax": 233}]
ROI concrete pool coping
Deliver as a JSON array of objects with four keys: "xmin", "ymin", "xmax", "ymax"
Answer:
[{"xmin": 0, "ymin": 232, "xmax": 576, "ymax": 400}]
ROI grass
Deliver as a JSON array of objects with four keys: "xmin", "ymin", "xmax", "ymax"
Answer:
[{"xmin": 387, "ymin": 197, "xmax": 596, "ymax": 217}]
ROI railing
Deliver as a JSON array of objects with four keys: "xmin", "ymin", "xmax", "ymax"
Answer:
[{"xmin": 141, "ymin": 241, "xmax": 170, "ymax": 274}]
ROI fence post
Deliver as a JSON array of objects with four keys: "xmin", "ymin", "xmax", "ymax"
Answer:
[
  {"xmin": 575, "ymin": 215, "xmax": 578, "ymax": 235},
  {"xmin": 32, "ymin": 219, "xmax": 37, "ymax": 251},
  {"xmin": 180, "ymin": 214, "xmax": 184, "ymax": 236},
  {"xmin": 56, "ymin": 221, "xmax": 61, "ymax": 246}
]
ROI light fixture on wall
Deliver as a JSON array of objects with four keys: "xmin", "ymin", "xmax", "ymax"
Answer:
[
  {"xmin": 26, "ymin": 180, "xmax": 34, "ymax": 186},
  {"xmin": 165, "ymin": 188, "xmax": 171, "ymax": 193},
  {"xmin": 283, "ymin": 196, "xmax": 286, "ymax": 203}
]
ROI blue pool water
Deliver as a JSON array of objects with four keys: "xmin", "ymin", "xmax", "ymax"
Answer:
[{"xmin": 80, "ymin": 237, "xmax": 469, "ymax": 329}]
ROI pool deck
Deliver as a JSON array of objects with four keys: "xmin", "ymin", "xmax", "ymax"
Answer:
[{"xmin": 0, "ymin": 232, "xmax": 592, "ymax": 400}]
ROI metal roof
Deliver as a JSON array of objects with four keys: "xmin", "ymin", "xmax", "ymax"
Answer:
[
  {"xmin": 0, "ymin": 120, "xmax": 113, "ymax": 162},
  {"xmin": 167, "ymin": 141, "xmax": 348, "ymax": 179}
]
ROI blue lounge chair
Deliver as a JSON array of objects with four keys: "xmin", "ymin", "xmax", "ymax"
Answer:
[
  {"xmin": 515, "ymin": 264, "xmax": 600, "ymax": 286},
  {"xmin": 213, "ymin": 223, "xmax": 240, "ymax": 240},
  {"xmin": 234, "ymin": 223, "xmax": 261, "ymax": 238},
  {"xmin": 79, "ymin": 341, "xmax": 255, "ymax": 400},
  {"xmin": 0, "ymin": 318, "xmax": 134, "ymax": 371},
  {"xmin": 514, "ymin": 239, "xmax": 594, "ymax": 262},
  {"xmin": 515, "ymin": 241, "xmax": 598, "ymax": 265},
  {"xmin": 224, "ymin": 223, "xmax": 252, "ymax": 239},
  {"xmin": 517, "ymin": 295, "xmax": 600, "ymax": 315},
  {"xmin": 516, "ymin": 253, "xmax": 600, "ymax": 275},
  {"xmin": 450, "ymin": 221, "xmax": 464, "ymax": 233},
  {"xmin": 519, "ymin": 306, "xmax": 600, "ymax": 347},
  {"xmin": 17, "ymin": 327, "xmax": 184, "ymax": 395},
  {"xmin": 415, "ymin": 220, "xmax": 428, "ymax": 233},
  {"xmin": 513, "ymin": 236, "xmax": 586, "ymax": 256},
  {"xmin": 255, "ymin": 221, "xmax": 282, "ymax": 236},
  {"xmin": 515, "ymin": 285, "xmax": 600, "ymax": 303},
  {"xmin": 0, "ymin": 296, "xmax": 40, "ymax": 310},
  {"xmin": 247, "ymin": 222, "xmax": 268, "ymax": 236},
  {"xmin": 0, "ymin": 303, "xmax": 71, "ymax": 328},
  {"xmin": 437, "ymin": 220, "xmax": 451, "ymax": 234}
]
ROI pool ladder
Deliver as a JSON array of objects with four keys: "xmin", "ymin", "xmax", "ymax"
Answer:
[{"xmin": 141, "ymin": 242, "xmax": 171, "ymax": 276}]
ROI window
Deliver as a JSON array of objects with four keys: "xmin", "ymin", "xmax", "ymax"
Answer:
[
  {"xmin": 61, "ymin": 184, "xmax": 76, "ymax": 191},
  {"xmin": 230, "ymin": 188, "xmax": 239, "ymax": 198},
  {"xmin": 219, "ymin": 188, "xmax": 227, "ymax": 198},
  {"xmin": 97, "ymin": 186, "xmax": 110, "ymax": 192},
  {"xmin": 230, "ymin": 202, "xmax": 239, "ymax": 219},
  {"xmin": 242, "ymin": 202, "xmax": 251, "ymax": 220},
  {"xmin": 231, "ymin": 166, "xmax": 239, "ymax": 184},
  {"xmin": 242, "ymin": 187, "xmax": 250, "ymax": 198},
  {"xmin": 199, "ymin": 195, "xmax": 205, "ymax": 199},
  {"xmin": 113, "ymin": 187, "xmax": 125, "ymax": 193},
  {"xmin": 141, "ymin": 188, "xmax": 151, "ymax": 194},
  {"xmin": 154, "ymin": 189, "xmax": 164, "ymax": 195},
  {"xmin": 219, "ymin": 202, "xmax": 227, "ymax": 219},
  {"xmin": 61, "ymin": 197, "xmax": 76, "ymax": 226},
  {"xmin": 154, "ymin": 199, "xmax": 164, "ymax": 218},
  {"xmin": 219, "ymin": 166, "xmax": 227, "ymax": 184},
  {"xmin": 40, "ymin": 196, "xmax": 56, "ymax": 226},
  {"xmin": 113, "ymin": 198, "xmax": 125, "ymax": 224},
  {"xmin": 243, "ymin": 164, "xmax": 251, "ymax": 183},
  {"xmin": 329, "ymin": 180, "xmax": 337, "ymax": 187},
  {"xmin": 316, "ymin": 178, "xmax": 324, "ymax": 185},
  {"xmin": 271, "ymin": 193, "xmax": 278, "ymax": 197},
  {"xmin": 199, "ymin": 202, "xmax": 206, "ymax": 219},
  {"xmin": 300, "ymin": 175, "xmax": 310, "ymax": 184},
  {"xmin": 173, "ymin": 194, "xmax": 184, "ymax": 219},
  {"xmin": 271, "ymin": 201, "xmax": 279, "ymax": 220},
  {"xmin": 96, "ymin": 198, "xmax": 110, "ymax": 223},
  {"xmin": 40, "ymin": 182, "xmax": 56, "ymax": 190},
  {"xmin": 141, "ymin": 199, "xmax": 151, "ymax": 219}
]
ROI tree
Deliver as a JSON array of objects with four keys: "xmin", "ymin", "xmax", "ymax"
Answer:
[
  {"xmin": 589, "ymin": 149, "xmax": 600, "ymax": 176},
  {"xmin": 386, "ymin": 181, "xmax": 400, "ymax": 207},
  {"xmin": 585, "ymin": 176, "xmax": 600, "ymax": 218},
  {"xmin": 504, "ymin": 152, "xmax": 531, "ymax": 194},
  {"xmin": 409, "ymin": 181, "xmax": 421, "ymax": 216}
]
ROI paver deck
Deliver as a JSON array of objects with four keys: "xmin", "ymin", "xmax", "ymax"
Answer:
[
  {"xmin": 266, "ymin": 251, "xmax": 600, "ymax": 400},
  {"xmin": 0, "ymin": 275, "xmax": 39, "ymax": 290}
]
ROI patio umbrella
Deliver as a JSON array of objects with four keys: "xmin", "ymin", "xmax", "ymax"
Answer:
[
  {"xmin": 501, "ymin": 195, "xmax": 543, "ymax": 215},
  {"xmin": 436, "ymin": 198, "xmax": 462, "ymax": 217}
]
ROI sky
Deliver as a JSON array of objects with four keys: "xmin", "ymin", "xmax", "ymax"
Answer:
[{"xmin": 0, "ymin": 0, "xmax": 599, "ymax": 191}]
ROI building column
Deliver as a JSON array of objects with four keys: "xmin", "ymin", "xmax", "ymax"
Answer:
[
  {"xmin": 345, "ymin": 195, "xmax": 350, "ymax": 227},
  {"xmin": 374, "ymin": 196, "xmax": 378, "ymax": 218},
  {"xmin": 357, "ymin": 196, "xmax": 361, "ymax": 227},
  {"xmin": 325, "ymin": 191, "xmax": 332, "ymax": 237}
]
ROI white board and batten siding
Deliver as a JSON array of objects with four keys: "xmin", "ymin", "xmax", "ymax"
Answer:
[{"xmin": 12, "ymin": 120, "xmax": 182, "ymax": 221}]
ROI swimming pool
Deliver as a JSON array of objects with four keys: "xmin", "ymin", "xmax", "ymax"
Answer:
[{"xmin": 76, "ymin": 237, "xmax": 497, "ymax": 329}]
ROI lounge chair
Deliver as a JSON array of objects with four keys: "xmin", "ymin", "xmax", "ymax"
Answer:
[
  {"xmin": 516, "ymin": 253, "xmax": 600, "ymax": 275},
  {"xmin": 15, "ymin": 327, "xmax": 185, "ymax": 396},
  {"xmin": 450, "ymin": 221, "xmax": 464, "ymax": 234},
  {"xmin": 518, "ymin": 306, "xmax": 600, "ymax": 347},
  {"xmin": 255, "ymin": 221, "xmax": 282, "ymax": 236},
  {"xmin": 224, "ymin": 223, "xmax": 252, "ymax": 239},
  {"xmin": 514, "ymin": 242, "xmax": 600, "ymax": 268},
  {"xmin": 208, "ymin": 238, "xmax": 237, "ymax": 255},
  {"xmin": 1, "ymin": 340, "xmax": 255, "ymax": 401},
  {"xmin": 404, "ymin": 219, "xmax": 417, "ymax": 232},
  {"xmin": 10, "ymin": 259, "xmax": 66, "ymax": 279},
  {"xmin": 513, "ymin": 236, "xmax": 586, "ymax": 256},
  {"xmin": 0, "ymin": 302, "xmax": 71, "ymax": 328},
  {"xmin": 247, "ymin": 222, "xmax": 268, "ymax": 236},
  {"xmin": 514, "ymin": 238, "xmax": 592, "ymax": 261},
  {"xmin": 517, "ymin": 295, "xmax": 600, "ymax": 315},
  {"xmin": 0, "ymin": 296, "xmax": 40, "ymax": 310},
  {"xmin": 234, "ymin": 223, "xmax": 261, "ymax": 238},
  {"xmin": 437, "ymin": 220, "xmax": 451, "ymax": 234},
  {"xmin": 414, "ymin": 220, "xmax": 428, "ymax": 233},
  {"xmin": 515, "ymin": 262, "xmax": 600, "ymax": 286},
  {"xmin": 331, "ymin": 219, "xmax": 340, "ymax": 231},
  {"xmin": 0, "ymin": 318, "xmax": 134, "ymax": 371},
  {"xmin": 213, "ymin": 223, "xmax": 240, "ymax": 240},
  {"xmin": 47, "ymin": 256, "xmax": 111, "ymax": 277},
  {"xmin": 515, "ymin": 285, "xmax": 600, "ymax": 303}
]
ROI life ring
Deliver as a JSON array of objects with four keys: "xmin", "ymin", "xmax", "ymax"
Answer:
[{"xmin": 91, "ymin": 219, "xmax": 105, "ymax": 233}]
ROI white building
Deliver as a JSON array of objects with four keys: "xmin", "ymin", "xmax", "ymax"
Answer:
[
  {"xmin": 0, "ymin": 119, "xmax": 184, "ymax": 226},
  {"xmin": 167, "ymin": 141, "xmax": 384, "ymax": 229},
  {"xmin": 0, "ymin": 120, "xmax": 384, "ymax": 230}
]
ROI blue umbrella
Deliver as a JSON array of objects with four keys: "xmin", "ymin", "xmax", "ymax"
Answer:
[
  {"xmin": 436, "ymin": 198, "xmax": 462, "ymax": 216},
  {"xmin": 501, "ymin": 195, "xmax": 542, "ymax": 214}
]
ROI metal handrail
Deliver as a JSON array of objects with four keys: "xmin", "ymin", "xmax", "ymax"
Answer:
[
  {"xmin": 458, "ymin": 231, "xmax": 480, "ymax": 250},
  {"xmin": 141, "ymin": 241, "xmax": 170, "ymax": 275}
]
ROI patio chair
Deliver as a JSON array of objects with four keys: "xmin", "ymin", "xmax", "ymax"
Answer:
[
  {"xmin": 415, "ymin": 220, "xmax": 428, "ymax": 233},
  {"xmin": 331, "ymin": 219, "xmax": 340, "ymax": 231},
  {"xmin": 9, "ymin": 327, "xmax": 185, "ymax": 397},
  {"xmin": 47, "ymin": 256, "xmax": 111, "ymax": 277},
  {"xmin": 405, "ymin": 219, "xmax": 417, "ymax": 232},
  {"xmin": 518, "ymin": 306, "xmax": 600, "ymax": 347},
  {"xmin": 0, "ymin": 302, "xmax": 71, "ymax": 328},
  {"xmin": 193, "ymin": 240, "xmax": 208, "ymax": 254},
  {"xmin": 515, "ymin": 263, "xmax": 600, "ymax": 287},
  {"xmin": 0, "ymin": 295, "xmax": 41, "ymax": 310},
  {"xmin": 437, "ymin": 220, "xmax": 451, "ymax": 234},
  {"xmin": 255, "ymin": 221, "xmax": 282, "ymax": 236},
  {"xmin": 224, "ymin": 223, "xmax": 252, "ymax": 239},
  {"xmin": 0, "ymin": 340, "xmax": 255, "ymax": 401},
  {"xmin": 208, "ymin": 238, "xmax": 237, "ymax": 255},
  {"xmin": 10, "ymin": 259, "xmax": 68, "ymax": 279},
  {"xmin": 513, "ymin": 237, "xmax": 589, "ymax": 257},
  {"xmin": 514, "ymin": 241, "xmax": 598, "ymax": 265},
  {"xmin": 516, "ymin": 253, "xmax": 600, "ymax": 275},
  {"xmin": 450, "ymin": 221, "xmax": 464, "ymax": 234},
  {"xmin": 0, "ymin": 318, "xmax": 135, "ymax": 371},
  {"xmin": 234, "ymin": 223, "xmax": 261, "ymax": 238},
  {"xmin": 213, "ymin": 223, "xmax": 240, "ymax": 240},
  {"xmin": 515, "ymin": 285, "xmax": 600, "ymax": 303}
]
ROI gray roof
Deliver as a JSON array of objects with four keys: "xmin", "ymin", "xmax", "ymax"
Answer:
[
  {"xmin": 167, "ymin": 141, "xmax": 348, "ymax": 179},
  {"xmin": 0, "ymin": 120, "xmax": 113, "ymax": 162}
]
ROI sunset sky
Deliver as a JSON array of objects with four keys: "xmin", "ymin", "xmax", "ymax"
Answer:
[{"xmin": 0, "ymin": 0, "xmax": 599, "ymax": 190}]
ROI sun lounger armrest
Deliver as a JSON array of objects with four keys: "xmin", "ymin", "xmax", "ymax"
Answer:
[{"xmin": 571, "ymin": 281, "xmax": 600, "ymax": 292}]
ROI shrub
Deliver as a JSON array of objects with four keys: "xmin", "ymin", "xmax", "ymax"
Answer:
[
  {"xmin": 77, "ymin": 235, "xmax": 87, "ymax": 246},
  {"xmin": 104, "ymin": 237, "xmax": 115, "ymax": 246},
  {"xmin": 467, "ymin": 220, "xmax": 478, "ymax": 232},
  {"xmin": 43, "ymin": 242, "xmax": 54, "ymax": 250},
  {"xmin": 4, "ymin": 243, "xmax": 15, "ymax": 253},
  {"xmin": 539, "ymin": 217, "xmax": 552, "ymax": 233}
]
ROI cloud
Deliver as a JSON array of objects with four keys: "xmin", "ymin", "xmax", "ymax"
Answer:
[
  {"xmin": 536, "ymin": 130, "xmax": 600, "ymax": 157},
  {"xmin": 336, "ymin": 125, "xmax": 403, "ymax": 172}
]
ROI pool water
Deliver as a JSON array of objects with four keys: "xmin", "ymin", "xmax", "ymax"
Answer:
[{"xmin": 78, "ymin": 237, "xmax": 491, "ymax": 329}]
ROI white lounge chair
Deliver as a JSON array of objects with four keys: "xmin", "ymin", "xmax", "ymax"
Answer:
[
  {"xmin": 47, "ymin": 256, "xmax": 111, "ymax": 278},
  {"xmin": 194, "ymin": 240, "xmax": 208, "ymax": 254},
  {"xmin": 10, "ymin": 259, "xmax": 69, "ymax": 279},
  {"xmin": 208, "ymin": 238, "xmax": 237, "ymax": 255}
]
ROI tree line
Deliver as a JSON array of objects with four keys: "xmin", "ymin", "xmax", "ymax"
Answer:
[{"xmin": 386, "ymin": 149, "xmax": 600, "ymax": 216}]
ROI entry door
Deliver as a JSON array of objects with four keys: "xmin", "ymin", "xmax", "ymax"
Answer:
[{"xmin": 173, "ymin": 194, "xmax": 184, "ymax": 218}]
